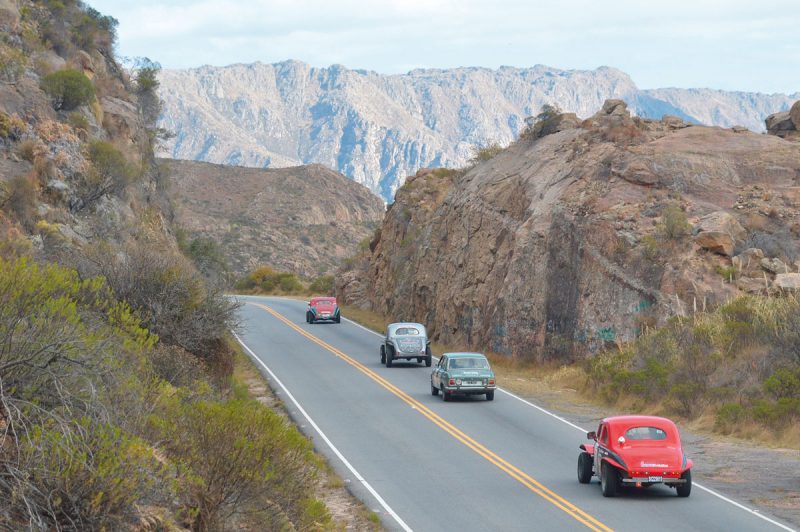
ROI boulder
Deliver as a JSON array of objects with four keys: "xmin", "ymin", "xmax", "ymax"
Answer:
[
  {"xmin": 601, "ymin": 99, "xmax": 630, "ymax": 118},
  {"xmin": 694, "ymin": 211, "xmax": 746, "ymax": 256},
  {"xmin": 760, "ymin": 257, "xmax": 789, "ymax": 274},
  {"xmin": 790, "ymin": 100, "xmax": 800, "ymax": 130},
  {"xmin": 766, "ymin": 111, "xmax": 796, "ymax": 138},
  {"xmin": 0, "ymin": 0, "xmax": 19, "ymax": 28},
  {"xmin": 662, "ymin": 115, "xmax": 687, "ymax": 129},
  {"xmin": 732, "ymin": 248, "xmax": 764, "ymax": 275},
  {"xmin": 773, "ymin": 273, "xmax": 800, "ymax": 291},
  {"xmin": 737, "ymin": 276, "xmax": 768, "ymax": 294},
  {"xmin": 613, "ymin": 159, "xmax": 659, "ymax": 186}
]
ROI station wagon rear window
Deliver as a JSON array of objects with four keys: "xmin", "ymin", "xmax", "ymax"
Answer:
[
  {"xmin": 448, "ymin": 357, "xmax": 489, "ymax": 369},
  {"xmin": 625, "ymin": 426, "xmax": 667, "ymax": 441},
  {"xmin": 395, "ymin": 327, "xmax": 420, "ymax": 335}
]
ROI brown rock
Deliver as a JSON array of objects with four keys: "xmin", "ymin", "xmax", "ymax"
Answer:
[
  {"xmin": 694, "ymin": 211, "xmax": 746, "ymax": 256},
  {"xmin": 601, "ymin": 99, "xmax": 630, "ymax": 118},
  {"xmin": 613, "ymin": 159, "xmax": 659, "ymax": 186},
  {"xmin": 737, "ymin": 276, "xmax": 768, "ymax": 294},
  {"xmin": 662, "ymin": 115, "xmax": 688, "ymax": 129},
  {"xmin": 761, "ymin": 257, "xmax": 789, "ymax": 274},
  {"xmin": 0, "ymin": 0, "xmax": 19, "ymax": 28},
  {"xmin": 732, "ymin": 248, "xmax": 764, "ymax": 275},
  {"xmin": 773, "ymin": 273, "xmax": 800, "ymax": 291},
  {"xmin": 766, "ymin": 111, "xmax": 796, "ymax": 137},
  {"xmin": 790, "ymin": 100, "xmax": 800, "ymax": 130}
]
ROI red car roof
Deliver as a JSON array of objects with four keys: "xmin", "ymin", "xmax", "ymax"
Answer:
[
  {"xmin": 602, "ymin": 415, "xmax": 677, "ymax": 428},
  {"xmin": 310, "ymin": 297, "xmax": 337, "ymax": 304}
]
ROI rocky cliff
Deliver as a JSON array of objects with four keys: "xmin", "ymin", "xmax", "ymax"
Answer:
[
  {"xmin": 336, "ymin": 101, "xmax": 800, "ymax": 360},
  {"xmin": 162, "ymin": 159, "xmax": 384, "ymax": 276},
  {"xmin": 158, "ymin": 60, "xmax": 799, "ymax": 201},
  {"xmin": 0, "ymin": 0, "xmax": 174, "ymax": 261}
]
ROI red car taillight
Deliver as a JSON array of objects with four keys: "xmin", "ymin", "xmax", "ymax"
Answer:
[
  {"xmin": 488, "ymin": 379, "xmax": 495, "ymax": 385},
  {"xmin": 448, "ymin": 378, "xmax": 456, "ymax": 386}
]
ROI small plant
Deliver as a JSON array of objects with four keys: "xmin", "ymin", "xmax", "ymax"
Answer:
[
  {"xmin": 469, "ymin": 143, "xmax": 504, "ymax": 165},
  {"xmin": 640, "ymin": 234, "xmax": 660, "ymax": 260},
  {"xmin": 715, "ymin": 265, "xmax": 737, "ymax": 282},
  {"xmin": 40, "ymin": 69, "xmax": 96, "ymax": 111},
  {"xmin": 3, "ymin": 175, "xmax": 38, "ymax": 229},
  {"xmin": 659, "ymin": 204, "xmax": 691, "ymax": 240},
  {"xmin": 67, "ymin": 111, "xmax": 90, "ymax": 132}
]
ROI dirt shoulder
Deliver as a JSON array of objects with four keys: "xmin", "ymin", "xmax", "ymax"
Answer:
[{"xmin": 232, "ymin": 345, "xmax": 382, "ymax": 531}]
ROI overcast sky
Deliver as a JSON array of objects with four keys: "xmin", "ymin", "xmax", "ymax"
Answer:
[{"xmin": 89, "ymin": 0, "xmax": 799, "ymax": 94}]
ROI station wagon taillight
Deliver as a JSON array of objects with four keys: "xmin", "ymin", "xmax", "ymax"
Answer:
[
  {"xmin": 488, "ymin": 379, "xmax": 495, "ymax": 385},
  {"xmin": 448, "ymin": 378, "xmax": 455, "ymax": 386}
]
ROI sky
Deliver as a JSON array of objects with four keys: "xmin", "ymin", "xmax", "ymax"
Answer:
[{"xmin": 89, "ymin": 0, "xmax": 799, "ymax": 94}]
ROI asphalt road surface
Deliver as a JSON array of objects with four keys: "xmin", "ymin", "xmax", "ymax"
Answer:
[{"xmin": 234, "ymin": 296, "xmax": 796, "ymax": 532}]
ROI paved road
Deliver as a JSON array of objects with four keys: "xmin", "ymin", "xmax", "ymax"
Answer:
[{"xmin": 235, "ymin": 296, "xmax": 796, "ymax": 532}]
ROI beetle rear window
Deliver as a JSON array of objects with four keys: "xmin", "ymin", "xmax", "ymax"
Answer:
[
  {"xmin": 395, "ymin": 327, "xmax": 420, "ymax": 335},
  {"xmin": 625, "ymin": 426, "xmax": 667, "ymax": 440}
]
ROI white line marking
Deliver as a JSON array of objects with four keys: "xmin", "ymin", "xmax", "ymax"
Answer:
[
  {"xmin": 233, "ymin": 331, "xmax": 413, "ymax": 532},
  {"xmin": 251, "ymin": 298, "xmax": 797, "ymax": 532}
]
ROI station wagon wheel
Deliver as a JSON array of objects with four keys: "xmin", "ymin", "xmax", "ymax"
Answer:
[
  {"xmin": 676, "ymin": 469, "xmax": 692, "ymax": 497},
  {"xmin": 442, "ymin": 386, "xmax": 450, "ymax": 402},
  {"xmin": 486, "ymin": 391, "xmax": 494, "ymax": 401},
  {"xmin": 425, "ymin": 347, "xmax": 432, "ymax": 367},
  {"xmin": 380, "ymin": 345, "xmax": 386, "ymax": 364},
  {"xmin": 431, "ymin": 383, "xmax": 439, "ymax": 396}
]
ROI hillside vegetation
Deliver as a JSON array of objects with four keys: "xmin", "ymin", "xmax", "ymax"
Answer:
[{"xmin": 0, "ymin": 1, "xmax": 350, "ymax": 529}]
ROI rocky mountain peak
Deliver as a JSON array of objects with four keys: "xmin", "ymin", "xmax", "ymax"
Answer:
[{"xmin": 158, "ymin": 61, "xmax": 799, "ymax": 201}]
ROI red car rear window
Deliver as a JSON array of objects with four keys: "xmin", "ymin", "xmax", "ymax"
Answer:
[{"xmin": 625, "ymin": 426, "xmax": 668, "ymax": 441}]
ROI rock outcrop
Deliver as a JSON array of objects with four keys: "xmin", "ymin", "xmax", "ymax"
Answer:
[
  {"xmin": 766, "ymin": 100, "xmax": 800, "ymax": 140},
  {"xmin": 158, "ymin": 61, "xmax": 800, "ymax": 201},
  {"xmin": 162, "ymin": 159, "xmax": 384, "ymax": 276},
  {"xmin": 337, "ymin": 103, "xmax": 800, "ymax": 360},
  {"xmin": 694, "ymin": 211, "xmax": 746, "ymax": 256}
]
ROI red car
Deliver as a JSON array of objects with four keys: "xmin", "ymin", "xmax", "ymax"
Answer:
[
  {"xmin": 306, "ymin": 297, "xmax": 341, "ymax": 324},
  {"xmin": 578, "ymin": 415, "xmax": 693, "ymax": 497}
]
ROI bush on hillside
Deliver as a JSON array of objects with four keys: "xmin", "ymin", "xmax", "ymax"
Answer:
[
  {"xmin": 659, "ymin": 204, "xmax": 691, "ymax": 240},
  {"xmin": 3, "ymin": 175, "xmax": 39, "ymax": 230},
  {"xmin": 153, "ymin": 395, "xmax": 322, "ymax": 530},
  {"xmin": 469, "ymin": 143, "xmax": 504, "ymax": 165},
  {"xmin": 588, "ymin": 295, "xmax": 800, "ymax": 437},
  {"xmin": 79, "ymin": 242, "xmax": 239, "ymax": 374},
  {"xmin": 40, "ymin": 69, "xmax": 96, "ymax": 111},
  {"xmin": 236, "ymin": 266, "xmax": 304, "ymax": 294},
  {"xmin": 308, "ymin": 275, "xmax": 334, "ymax": 295}
]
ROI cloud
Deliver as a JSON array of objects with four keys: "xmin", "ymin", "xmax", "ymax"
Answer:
[{"xmin": 89, "ymin": 0, "xmax": 800, "ymax": 93}]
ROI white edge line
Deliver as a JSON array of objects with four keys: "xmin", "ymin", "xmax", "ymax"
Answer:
[
  {"xmin": 261, "ymin": 300, "xmax": 797, "ymax": 532},
  {"xmin": 232, "ymin": 331, "xmax": 413, "ymax": 532}
]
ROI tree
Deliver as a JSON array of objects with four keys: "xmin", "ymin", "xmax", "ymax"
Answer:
[{"xmin": 40, "ymin": 69, "xmax": 95, "ymax": 111}]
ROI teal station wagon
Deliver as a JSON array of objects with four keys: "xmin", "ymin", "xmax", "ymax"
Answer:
[{"xmin": 431, "ymin": 353, "xmax": 496, "ymax": 401}]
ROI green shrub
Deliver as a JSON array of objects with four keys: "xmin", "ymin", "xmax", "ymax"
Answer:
[
  {"xmin": 236, "ymin": 266, "xmax": 305, "ymax": 294},
  {"xmin": 715, "ymin": 265, "xmax": 737, "ymax": 282},
  {"xmin": 308, "ymin": 275, "xmax": 334, "ymax": 295},
  {"xmin": 469, "ymin": 143, "xmax": 504, "ymax": 165},
  {"xmin": 10, "ymin": 420, "xmax": 158, "ymax": 530},
  {"xmin": 715, "ymin": 403, "xmax": 746, "ymax": 432},
  {"xmin": 41, "ymin": 69, "xmax": 96, "ymax": 111},
  {"xmin": 0, "ymin": 112, "xmax": 10, "ymax": 138},
  {"xmin": 764, "ymin": 368, "xmax": 800, "ymax": 400},
  {"xmin": 3, "ymin": 175, "xmax": 38, "ymax": 229},
  {"xmin": 659, "ymin": 204, "xmax": 691, "ymax": 240},
  {"xmin": 68, "ymin": 111, "xmax": 90, "ymax": 131},
  {"xmin": 0, "ymin": 44, "xmax": 27, "ymax": 83},
  {"xmin": 154, "ymin": 395, "xmax": 320, "ymax": 530},
  {"xmin": 640, "ymin": 234, "xmax": 660, "ymax": 260}
]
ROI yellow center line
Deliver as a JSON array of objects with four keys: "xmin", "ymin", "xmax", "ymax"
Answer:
[{"xmin": 250, "ymin": 301, "xmax": 614, "ymax": 532}]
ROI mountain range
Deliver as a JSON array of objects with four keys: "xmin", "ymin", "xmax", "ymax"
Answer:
[{"xmin": 158, "ymin": 60, "xmax": 799, "ymax": 201}]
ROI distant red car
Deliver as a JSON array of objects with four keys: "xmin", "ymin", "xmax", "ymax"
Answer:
[
  {"xmin": 578, "ymin": 415, "xmax": 693, "ymax": 497},
  {"xmin": 306, "ymin": 297, "xmax": 341, "ymax": 324}
]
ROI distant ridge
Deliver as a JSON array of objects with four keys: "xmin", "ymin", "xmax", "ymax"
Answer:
[{"xmin": 158, "ymin": 60, "xmax": 799, "ymax": 200}]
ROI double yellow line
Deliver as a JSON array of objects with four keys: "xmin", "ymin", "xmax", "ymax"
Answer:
[{"xmin": 251, "ymin": 302, "xmax": 613, "ymax": 532}]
